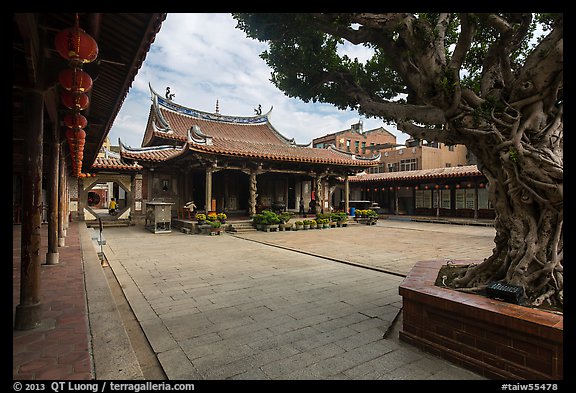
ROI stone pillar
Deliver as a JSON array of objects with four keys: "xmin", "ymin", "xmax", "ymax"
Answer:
[
  {"xmin": 249, "ymin": 171, "xmax": 258, "ymax": 216},
  {"xmin": 205, "ymin": 168, "xmax": 213, "ymax": 212},
  {"xmin": 46, "ymin": 130, "xmax": 60, "ymax": 265},
  {"xmin": 58, "ymin": 151, "xmax": 66, "ymax": 246},
  {"xmin": 316, "ymin": 175, "xmax": 323, "ymax": 214},
  {"xmin": 14, "ymin": 89, "xmax": 43, "ymax": 330}
]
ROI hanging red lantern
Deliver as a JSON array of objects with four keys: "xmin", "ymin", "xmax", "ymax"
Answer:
[
  {"xmin": 75, "ymin": 129, "xmax": 87, "ymax": 140},
  {"xmin": 455, "ymin": 184, "xmax": 461, "ymax": 189},
  {"xmin": 434, "ymin": 185, "xmax": 440, "ymax": 189},
  {"xmin": 65, "ymin": 128, "xmax": 76, "ymax": 141},
  {"xmin": 444, "ymin": 185, "xmax": 450, "ymax": 189},
  {"xmin": 59, "ymin": 67, "xmax": 93, "ymax": 93},
  {"xmin": 64, "ymin": 113, "xmax": 88, "ymax": 129},
  {"xmin": 61, "ymin": 90, "xmax": 89, "ymax": 110},
  {"xmin": 55, "ymin": 26, "xmax": 98, "ymax": 64},
  {"xmin": 479, "ymin": 183, "xmax": 485, "ymax": 188}
]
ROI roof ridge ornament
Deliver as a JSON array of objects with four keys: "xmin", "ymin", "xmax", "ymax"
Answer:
[
  {"xmin": 188, "ymin": 125, "xmax": 213, "ymax": 145},
  {"xmin": 165, "ymin": 87, "xmax": 175, "ymax": 101}
]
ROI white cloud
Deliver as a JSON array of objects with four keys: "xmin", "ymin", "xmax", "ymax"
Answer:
[{"xmin": 108, "ymin": 13, "xmax": 408, "ymax": 149}]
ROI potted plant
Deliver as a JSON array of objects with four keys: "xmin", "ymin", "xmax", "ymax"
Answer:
[
  {"xmin": 279, "ymin": 211, "xmax": 294, "ymax": 231},
  {"xmin": 261, "ymin": 210, "xmax": 281, "ymax": 231},
  {"xmin": 331, "ymin": 212, "xmax": 348, "ymax": 227},
  {"xmin": 208, "ymin": 220, "xmax": 222, "ymax": 235},
  {"xmin": 217, "ymin": 212, "xmax": 227, "ymax": 223},
  {"xmin": 365, "ymin": 209, "xmax": 378, "ymax": 224},
  {"xmin": 302, "ymin": 220, "xmax": 311, "ymax": 230},
  {"xmin": 309, "ymin": 219, "xmax": 317, "ymax": 229},
  {"xmin": 295, "ymin": 221, "xmax": 303, "ymax": 230},
  {"xmin": 252, "ymin": 213, "xmax": 265, "ymax": 230},
  {"xmin": 195, "ymin": 213, "xmax": 207, "ymax": 224}
]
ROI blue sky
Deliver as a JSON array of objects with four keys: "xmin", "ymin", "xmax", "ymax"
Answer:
[{"xmin": 108, "ymin": 13, "xmax": 408, "ymax": 149}]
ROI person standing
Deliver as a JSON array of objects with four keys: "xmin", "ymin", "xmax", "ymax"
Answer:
[{"xmin": 109, "ymin": 197, "xmax": 117, "ymax": 215}]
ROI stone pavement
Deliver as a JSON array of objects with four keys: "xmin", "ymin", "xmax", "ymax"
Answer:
[{"xmin": 99, "ymin": 219, "xmax": 496, "ymax": 380}]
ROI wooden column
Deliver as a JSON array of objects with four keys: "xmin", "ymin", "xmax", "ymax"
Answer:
[
  {"xmin": 45, "ymin": 127, "xmax": 60, "ymax": 265},
  {"xmin": 58, "ymin": 151, "xmax": 66, "ymax": 246},
  {"xmin": 77, "ymin": 177, "xmax": 86, "ymax": 221},
  {"xmin": 474, "ymin": 183, "xmax": 479, "ymax": 219},
  {"xmin": 344, "ymin": 175, "xmax": 350, "ymax": 215},
  {"xmin": 14, "ymin": 89, "xmax": 44, "ymax": 330},
  {"xmin": 435, "ymin": 188, "xmax": 440, "ymax": 217}
]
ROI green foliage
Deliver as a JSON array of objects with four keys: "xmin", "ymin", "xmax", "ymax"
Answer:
[
  {"xmin": 508, "ymin": 147, "xmax": 520, "ymax": 164},
  {"xmin": 233, "ymin": 13, "xmax": 549, "ymax": 114},
  {"xmin": 330, "ymin": 212, "xmax": 348, "ymax": 222},
  {"xmin": 210, "ymin": 221, "xmax": 222, "ymax": 228},
  {"xmin": 195, "ymin": 213, "xmax": 206, "ymax": 222},
  {"xmin": 253, "ymin": 210, "xmax": 281, "ymax": 225},
  {"xmin": 280, "ymin": 211, "xmax": 294, "ymax": 223}
]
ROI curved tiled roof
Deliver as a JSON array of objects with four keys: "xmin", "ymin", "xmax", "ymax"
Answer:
[
  {"xmin": 135, "ymin": 86, "xmax": 379, "ymax": 167},
  {"xmin": 350, "ymin": 165, "xmax": 483, "ymax": 182},
  {"xmin": 91, "ymin": 156, "xmax": 142, "ymax": 171},
  {"xmin": 120, "ymin": 143, "xmax": 186, "ymax": 163}
]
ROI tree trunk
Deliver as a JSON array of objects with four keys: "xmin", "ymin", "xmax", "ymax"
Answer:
[{"xmin": 452, "ymin": 114, "xmax": 563, "ymax": 311}]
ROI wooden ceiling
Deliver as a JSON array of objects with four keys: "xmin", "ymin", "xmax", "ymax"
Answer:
[{"xmin": 13, "ymin": 13, "xmax": 167, "ymax": 173}]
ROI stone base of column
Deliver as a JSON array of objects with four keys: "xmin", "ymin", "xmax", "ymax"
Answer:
[
  {"xmin": 58, "ymin": 237, "xmax": 66, "ymax": 247},
  {"xmin": 45, "ymin": 252, "xmax": 59, "ymax": 265},
  {"xmin": 14, "ymin": 302, "xmax": 42, "ymax": 330}
]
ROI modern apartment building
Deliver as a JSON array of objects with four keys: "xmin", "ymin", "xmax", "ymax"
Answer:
[{"xmin": 312, "ymin": 121, "xmax": 399, "ymax": 158}]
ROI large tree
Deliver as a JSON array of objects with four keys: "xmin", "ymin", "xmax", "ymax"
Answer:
[{"xmin": 233, "ymin": 13, "xmax": 563, "ymax": 310}]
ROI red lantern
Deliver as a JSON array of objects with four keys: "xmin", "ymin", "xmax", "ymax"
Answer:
[
  {"xmin": 455, "ymin": 184, "xmax": 461, "ymax": 189},
  {"xmin": 59, "ymin": 67, "xmax": 93, "ymax": 93},
  {"xmin": 415, "ymin": 186, "xmax": 419, "ymax": 190},
  {"xmin": 65, "ymin": 128, "xmax": 76, "ymax": 141},
  {"xmin": 75, "ymin": 129, "xmax": 87, "ymax": 140},
  {"xmin": 64, "ymin": 113, "xmax": 88, "ymax": 129},
  {"xmin": 424, "ymin": 185, "xmax": 429, "ymax": 190},
  {"xmin": 479, "ymin": 183, "xmax": 485, "ymax": 188},
  {"xmin": 61, "ymin": 90, "xmax": 89, "ymax": 110},
  {"xmin": 444, "ymin": 185, "xmax": 450, "ymax": 189},
  {"xmin": 434, "ymin": 185, "xmax": 440, "ymax": 189},
  {"xmin": 55, "ymin": 27, "xmax": 98, "ymax": 64}
]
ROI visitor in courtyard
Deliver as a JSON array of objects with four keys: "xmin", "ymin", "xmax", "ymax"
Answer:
[{"xmin": 109, "ymin": 197, "xmax": 117, "ymax": 215}]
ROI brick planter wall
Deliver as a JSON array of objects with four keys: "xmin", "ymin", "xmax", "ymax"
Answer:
[{"xmin": 399, "ymin": 260, "xmax": 563, "ymax": 380}]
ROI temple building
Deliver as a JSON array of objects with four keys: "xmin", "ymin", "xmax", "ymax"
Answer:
[{"xmin": 113, "ymin": 85, "xmax": 380, "ymax": 223}]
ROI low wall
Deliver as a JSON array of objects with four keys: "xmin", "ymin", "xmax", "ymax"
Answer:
[{"xmin": 399, "ymin": 260, "xmax": 563, "ymax": 380}]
